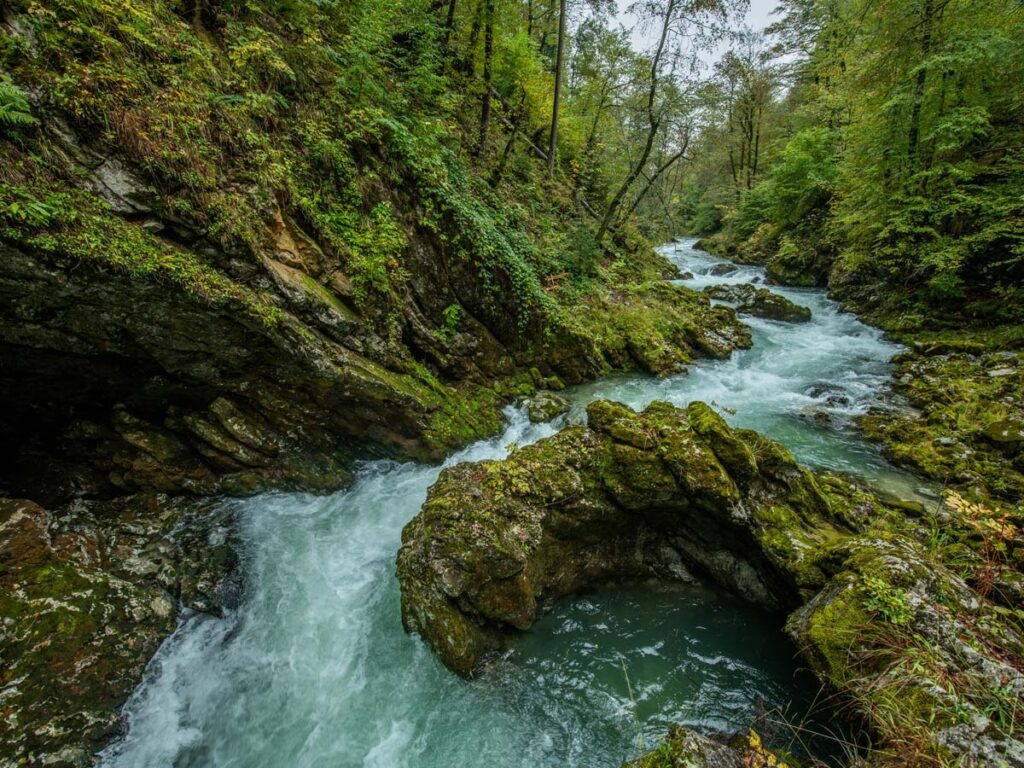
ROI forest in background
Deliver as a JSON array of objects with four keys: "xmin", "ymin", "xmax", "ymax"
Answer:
[
  {"xmin": 4, "ymin": 0, "xmax": 1020, "ymax": 329},
  {"xmin": 668, "ymin": 0, "xmax": 1024, "ymax": 333}
]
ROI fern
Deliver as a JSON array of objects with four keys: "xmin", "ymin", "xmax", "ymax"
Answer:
[{"xmin": 0, "ymin": 77, "xmax": 38, "ymax": 132}]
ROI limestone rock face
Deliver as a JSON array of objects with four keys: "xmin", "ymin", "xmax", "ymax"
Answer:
[
  {"xmin": 397, "ymin": 399, "xmax": 848, "ymax": 675},
  {"xmin": 703, "ymin": 283, "xmax": 812, "ymax": 323}
]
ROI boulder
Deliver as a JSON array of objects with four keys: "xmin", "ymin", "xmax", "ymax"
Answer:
[
  {"xmin": 703, "ymin": 284, "xmax": 812, "ymax": 323},
  {"xmin": 707, "ymin": 263, "xmax": 739, "ymax": 277},
  {"xmin": 397, "ymin": 400, "xmax": 848, "ymax": 675},
  {"xmin": 0, "ymin": 495, "xmax": 241, "ymax": 766},
  {"xmin": 523, "ymin": 390, "xmax": 571, "ymax": 423},
  {"xmin": 398, "ymin": 400, "xmax": 1024, "ymax": 766}
]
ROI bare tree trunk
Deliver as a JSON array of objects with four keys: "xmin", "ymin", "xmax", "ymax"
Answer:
[
  {"xmin": 597, "ymin": 0, "xmax": 676, "ymax": 241},
  {"xmin": 618, "ymin": 133, "xmax": 690, "ymax": 224},
  {"xmin": 476, "ymin": 0, "xmax": 495, "ymax": 157},
  {"xmin": 548, "ymin": 0, "xmax": 567, "ymax": 175},
  {"xmin": 468, "ymin": 0, "xmax": 484, "ymax": 61}
]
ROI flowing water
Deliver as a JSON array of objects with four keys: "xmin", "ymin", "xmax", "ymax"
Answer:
[{"xmin": 101, "ymin": 239, "xmax": 924, "ymax": 768}]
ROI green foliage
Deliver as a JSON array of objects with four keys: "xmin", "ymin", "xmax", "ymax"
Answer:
[
  {"xmin": 346, "ymin": 202, "xmax": 409, "ymax": 305},
  {"xmin": 683, "ymin": 0, "xmax": 1024, "ymax": 316},
  {"xmin": 433, "ymin": 303, "xmax": 462, "ymax": 342},
  {"xmin": 861, "ymin": 574, "xmax": 913, "ymax": 626},
  {"xmin": 0, "ymin": 180, "xmax": 283, "ymax": 326},
  {"xmin": 0, "ymin": 76, "xmax": 37, "ymax": 133}
]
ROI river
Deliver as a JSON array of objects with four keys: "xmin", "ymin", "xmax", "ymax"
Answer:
[{"xmin": 100, "ymin": 238, "xmax": 922, "ymax": 768}]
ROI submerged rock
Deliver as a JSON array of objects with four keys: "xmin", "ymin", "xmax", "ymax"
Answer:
[{"xmin": 703, "ymin": 283, "xmax": 812, "ymax": 323}]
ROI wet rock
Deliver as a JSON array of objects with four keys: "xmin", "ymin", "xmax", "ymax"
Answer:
[
  {"xmin": 703, "ymin": 284, "xmax": 812, "ymax": 323},
  {"xmin": 788, "ymin": 536, "xmax": 1024, "ymax": 768},
  {"xmin": 707, "ymin": 263, "xmax": 738, "ymax": 277},
  {"xmin": 859, "ymin": 351, "xmax": 1024, "ymax": 501},
  {"xmin": 764, "ymin": 237, "xmax": 829, "ymax": 287},
  {"xmin": 982, "ymin": 418, "xmax": 1024, "ymax": 447},
  {"xmin": 398, "ymin": 400, "xmax": 850, "ymax": 675},
  {"xmin": 399, "ymin": 401, "xmax": 1024, "ymax": 766},
  {"xmin": 678, "ymin": 271, "xmax": 695, "ymax": 280},
  {"xmin": 624, "ymin": 726, "xmax": 746, "ymax": 767},
  {"xmin": 523, "ymin": 391, "xmax": 570, "ymax": 423},
  {"xmin": 0, "ymin": 495, "xmax": 240, "ymax": 766}
]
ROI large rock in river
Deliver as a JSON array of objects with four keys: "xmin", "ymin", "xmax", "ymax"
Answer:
[
  {"xmin": 397, "ymin": 399, "xmax": 849, "ymax": 675},
  {"xmin": 397, "ymin": 400, "xmax": 1024, "ymax": 766},
  {"xmin": 703, "ymin": 283, "xmax": 812, "ymax": 323}
]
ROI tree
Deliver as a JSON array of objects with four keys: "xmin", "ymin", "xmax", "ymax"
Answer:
[
  {"xmin": 548, "ymin": 0, "xmax": 567, "ymax": 173},
  {"xmin": 596, "ymin": 0, "xmax": 740, "ymax": 241}
]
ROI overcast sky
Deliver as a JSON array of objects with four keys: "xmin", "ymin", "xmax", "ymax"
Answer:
[{"xmin": 616, "ymin": 0, "xmax": 782, "ymax": 65}]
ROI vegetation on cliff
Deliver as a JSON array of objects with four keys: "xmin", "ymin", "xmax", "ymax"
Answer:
[{"xmin": 0, "ymin": 0, "xmax": 757, "ymax": 505}]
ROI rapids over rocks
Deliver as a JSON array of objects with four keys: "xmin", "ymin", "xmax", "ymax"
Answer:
[{"xmin": 101, "ymin": 239, "xmax": 923, "ymax": 768}]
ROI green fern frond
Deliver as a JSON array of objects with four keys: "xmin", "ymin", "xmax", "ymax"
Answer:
[{"xmin": 0, "ymin": 78, "xmax": 38, "ymax": 132}]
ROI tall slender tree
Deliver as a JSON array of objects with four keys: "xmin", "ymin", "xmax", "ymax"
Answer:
[{"xmin": 548, "ymin": 0, "xmax": 568, "ymax": 173}]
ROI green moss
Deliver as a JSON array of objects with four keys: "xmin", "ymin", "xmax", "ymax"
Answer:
[
  {"xmin": 421, "ymin": 383, "xmax": 508, "ymax": 457},
  {"xmin": 859, "ymin": 350, "xmax": 1024, "ymax": 502},
  {"xmin": 0, "ymin": 180, "xmax": 284, "ymax": 327}
]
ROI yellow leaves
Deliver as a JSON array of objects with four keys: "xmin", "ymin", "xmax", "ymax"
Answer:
[
  {"xmin": 742, "ymin": 730, "xmax": 788, "ymax": 768},
  {"xmin": 944, "ymin": 490, "xmax": 1021, "ymax": 572}
]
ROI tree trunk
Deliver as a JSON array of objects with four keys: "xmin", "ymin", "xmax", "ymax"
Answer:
[
  {"xmin": 548, "ymin": 0, "xmax": 567, "ymax": 175},
  {"xmin": 597, "ymin": 0, "xmax": 675, "ymax": 241},
  {"xmin": 618, "ymin": 135, "xmax": 690, "ymax": 224},
  {"xmin": 444, "ymin": 0, "xmax": 457, "ymax": 51},
  {"xmin": 476, "ymin": 0, "xmax": 495, "ymax": 157},
  {"xmin": 907, "ymin": 0, "xmax": 935, "ymax": 171},
  {"xmin": 492, "ymin": 92, "xmax": 527, "ymax": 186}
]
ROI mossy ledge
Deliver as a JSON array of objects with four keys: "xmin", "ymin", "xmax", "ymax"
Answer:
[{"xmin": 397, "ymin": 400, "xmax": 1024, "ymax": 767}]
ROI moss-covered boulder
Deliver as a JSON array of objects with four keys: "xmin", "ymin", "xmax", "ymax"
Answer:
[
  {"xmin": 623, "ymin": 726, "xmax": 744, "ymax": 768},
  {"xmin": 704, "ymin": 283, "xmax": 812, "ymax": 323},
  {"xmin": 859, "ymin": 350, "xmax": 1024, "ymax": 502},
  {"xmin": 397, "ymin": 399, "xmax": 849, "ymax": 675},
  {"xmin": 398, "ymin": 400, "xmax": 1024, "ymax": 766},
  {"xmin": 0, "ymin": 495, "xmax": 240, "ymax": 766},
  {"xmin": 523, "ymin": 390, "xmax": 571, "ymax": 423}
]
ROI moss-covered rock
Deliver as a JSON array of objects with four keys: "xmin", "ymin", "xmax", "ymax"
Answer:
[
  {"xmin": 0, "ymin": 495, "xmax": 240, "ymax": 766},
  {"xmin": 398, "ymin": 400, "xmax": 1024, "ymax": 766},
  {"xmin": 623, "ymin": 726, "xmax": 745, "ymax": 768},
  {"xmin": 859, "ymin": 350, "xmax": 1024, "ymax": 502},
  {"xmin": 703, "ymin": 283, "xmax": 812, "ymax": 323},
  {"xmin": 397, "ymin": 400, "xmax": 851, "ymax": 675},
  {"xmin": 523, "ymin": 390, "xmax": 571, "ymax": 423}
]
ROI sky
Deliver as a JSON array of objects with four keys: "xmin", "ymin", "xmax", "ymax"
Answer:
[{"xmin": 616, "ymin": 0, "xmax": 782, "ymax": 64}]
